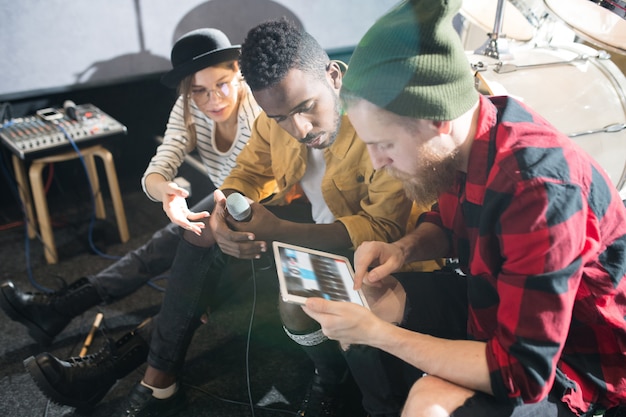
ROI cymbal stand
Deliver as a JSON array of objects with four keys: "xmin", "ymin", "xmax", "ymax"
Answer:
[{"xmin": 474, "ymin": 0, "xmax": 511, "ymax": 59}]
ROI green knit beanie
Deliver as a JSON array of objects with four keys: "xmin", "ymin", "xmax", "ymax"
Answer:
[{"xmin": 343, "ymin": 0, "xmax": 478, "ymax": 121}]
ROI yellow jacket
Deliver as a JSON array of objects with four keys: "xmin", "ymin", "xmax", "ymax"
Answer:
[{"xmin": 221, "ymin": 112, "xmax": 411, "ymax": 249}]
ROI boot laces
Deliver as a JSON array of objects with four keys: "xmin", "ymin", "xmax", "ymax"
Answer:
[
  {"xmin": 64, "ymin": 327, "xmax": 117, "ymax": 376},
  {"xmin": 23, "ymin": 275, "xmax": 70, "ymax": 304},
  {"xmin": 66, "ymin": 343, "xmax": 114, "ymax": 372},
  {"xmin": 24, "ymin": 291, "xmax": 54, "ymax": 304}
]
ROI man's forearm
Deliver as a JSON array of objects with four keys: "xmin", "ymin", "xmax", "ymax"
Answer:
[
  {"xmin": 273, "ymin": 221, "xmax": 352, "ymax": 251},
  {"xmin": 369, "ymin": 322, "xmax": 493, "ymax": 395}
]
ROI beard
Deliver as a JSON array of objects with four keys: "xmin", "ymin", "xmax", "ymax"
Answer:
[
  {"xmin": 386, "ymin": 149, "xmax": 459, "ymax": 204},
  {"xmin": 324, "ymin": 88, "xmax": 343, "ymax": 147}
]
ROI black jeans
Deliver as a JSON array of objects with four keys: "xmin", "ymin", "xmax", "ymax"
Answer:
[
  {"xmin": 146, "ymin": 200, "xmax": 314, "ymax": 374},
  {"xmin": 147, "ymin": 239, "xmax": 229, "ymax": 372},
  {"xmin": 88, "ymin": 194, "xmax": 216, "ymax": 302}
]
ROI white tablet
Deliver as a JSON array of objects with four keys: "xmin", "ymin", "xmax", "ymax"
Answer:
[{"xmin": 272, "ymin": 241, "xmax": 369, "ymax": 309}]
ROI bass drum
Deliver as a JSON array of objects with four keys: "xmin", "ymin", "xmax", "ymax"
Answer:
[{"xmin": 467, "ymin": 43, "xmax": 626, "ymax": 193}]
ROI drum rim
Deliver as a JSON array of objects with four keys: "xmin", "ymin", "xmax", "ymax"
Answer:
[{"xmin": 543, "ymin": 0, "xmax": 626, "ymax": 55}]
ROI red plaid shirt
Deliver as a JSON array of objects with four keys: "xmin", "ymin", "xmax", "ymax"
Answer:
[{"xmin": 420, "ymin": 95, "xmax": 626, "ymax": 414}]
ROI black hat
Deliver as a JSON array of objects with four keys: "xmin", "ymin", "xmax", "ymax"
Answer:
[{"xmin": 161, "ymin": 28, "xmax": 241, "ymax": 88}]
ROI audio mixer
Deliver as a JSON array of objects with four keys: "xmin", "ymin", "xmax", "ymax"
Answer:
[{"xmin": 0, "ymin": 103, "xmax": 127, "ymax": 159}]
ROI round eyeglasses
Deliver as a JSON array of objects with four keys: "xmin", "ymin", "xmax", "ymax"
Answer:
[{"xmin": 190, "ymin": 78, "xmax": 239, "ymax": 106}]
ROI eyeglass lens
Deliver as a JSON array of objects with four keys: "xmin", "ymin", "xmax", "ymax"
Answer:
[{"xmin": 192, "ymin": 82, "xmax": 233, "ymax": 106}]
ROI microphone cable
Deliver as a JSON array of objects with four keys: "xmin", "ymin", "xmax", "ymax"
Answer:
[
  {"xmin": 184, "ymin": 255, "xmax": 297, "ymax": 416},
  {"xmin": 246, "ymin": 258, "xmax": 257, "ymax": 417}
]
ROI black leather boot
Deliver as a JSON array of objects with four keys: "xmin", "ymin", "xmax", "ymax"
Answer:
[
  {"xmin": 24, "ymin": 322, "xmax": 151, "ymax": 410},
  {"xmin": 0, "ymin": 278, "xmax": 102, "ymax": 345}
]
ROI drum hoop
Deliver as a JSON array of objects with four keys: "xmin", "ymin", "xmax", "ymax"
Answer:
[{"xmin": 543, "ymin": 0, "xmax": 626, "ymax": 55}]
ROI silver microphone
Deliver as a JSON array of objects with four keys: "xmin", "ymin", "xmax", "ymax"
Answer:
[{"xmin": 225, "ymin": 192, "xmax": 252, "ymax": 222}]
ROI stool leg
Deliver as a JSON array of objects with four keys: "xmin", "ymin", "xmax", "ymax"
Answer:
[
  {"xmin": 12, "ymin": 155, "xmax": 37, "ymax": 238},
  {"xmin": 29, "ymin": 161, "xmax": 58, "ymax": 264},
  {"xmin": 84, "ymin": 152, "xmax": 106, "ymax": 219},
  {"xmin": 93, "ymin": 147, "xmax": 129, "ymax": 243}
]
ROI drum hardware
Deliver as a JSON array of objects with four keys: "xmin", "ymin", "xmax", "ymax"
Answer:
[
  {"xmin": 470, "ymin": 51, "xmax": 610, "ymax": 73},
  {"xmin": 495, "ymin": 51, "xmax": 610, "ymax": 72},
  {"xmin": 460, "ymin": 0, "xmax": 555, "ymax": 49},
  {"xmin": 568, "ymin": 122, "xmax": 626, "ymax": 137},
  {"xmin": 474, "ymin": 0, "xmax": 511, "ymax": 59}
]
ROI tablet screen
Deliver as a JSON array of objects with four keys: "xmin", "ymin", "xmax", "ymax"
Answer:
[{"xmin": 273, "ymin": 241, "xmax": 367, "ymax": 307}]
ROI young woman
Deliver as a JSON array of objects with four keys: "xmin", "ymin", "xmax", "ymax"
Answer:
[
  {"xmin": 15, "ymin": 28, "xmax": 261, "ymax": 410},
  {"xmin": 144, "ymin": 27, "xmax": 260, "ymax": 235}
]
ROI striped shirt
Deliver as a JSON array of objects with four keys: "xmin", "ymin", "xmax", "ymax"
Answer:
[
  {"xmin": 420, "ymin": 95, "xmax": 626, "ymax": 413},
  {"xmin": 142, "ymin": 84, "xmax": 260, "ymax": 200}
]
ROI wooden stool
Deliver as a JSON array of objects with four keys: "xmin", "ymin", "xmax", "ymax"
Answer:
[{"xmin": 12, "ymin": 144, "xmax": 130, "ymax": 264}]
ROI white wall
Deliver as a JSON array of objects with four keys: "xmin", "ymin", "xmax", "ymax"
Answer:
[{"xmin": 0, "ymin": 0, "xmax": 398, "ymax": 100}]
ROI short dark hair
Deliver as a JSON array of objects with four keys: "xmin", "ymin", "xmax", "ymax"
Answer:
[{"xmin": 240, "ymin": 18, "xmax": 329, "ymax": 91}]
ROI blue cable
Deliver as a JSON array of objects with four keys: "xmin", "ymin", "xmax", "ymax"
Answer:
[
  {"xmin": 55, "ymin": 123, "xmax": 122, "ymax": 262},
  {"xmin": 56, "ymin": 122, "xmax": 171, "ymax": 293}
]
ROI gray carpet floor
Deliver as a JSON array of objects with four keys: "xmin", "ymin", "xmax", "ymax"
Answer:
[{"xmin": 0, "ymin": 185, "xmax": 365, "ymax": 417}]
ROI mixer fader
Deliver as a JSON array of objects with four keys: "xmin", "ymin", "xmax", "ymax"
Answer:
[{"xmin": 0, "ymin": 103, "xmax": 127, "ymax": 159}]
